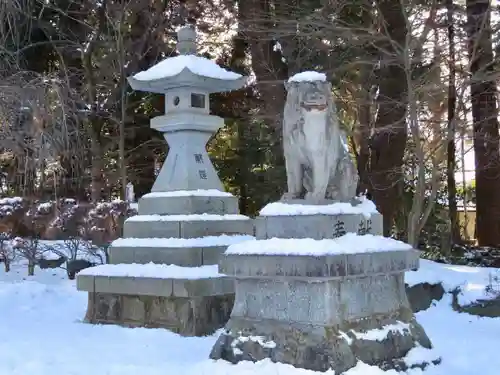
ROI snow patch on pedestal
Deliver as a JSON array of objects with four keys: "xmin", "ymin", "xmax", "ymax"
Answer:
[
  {"xmin": 231, "ymin": 335, "xmax": 277, "ymax": 349},
  {"xmin": 126, "ymin": 213, "xmax": 250, "ymax": 222},
  {"xmin": 289, "ymin": 71, "xmax": 327, "ymax": 82},
  {"xmin": 225, "ymin": 233, "xmax": 412, "ymax": 256},
  {"xmin": 142, "ymin": 190, "xmax": 233, "ymax": 198},
  {"xmin": 338, "ymin": 331, "xmax": 354, "ymax": 345},
  {"xmin": 351, "ymin": 321, "xmax": 410, "ymax": 341},
  {"xmin": 78, "ymin": 263, "xmax": 222, "ymax": 279},
  {"xmin": 260, "ymin": 197, "xmax": 378, "ymax": 218},
  {"xmin": 111, "ymin": 235, "xmax": 255, "ymax": 248},
  {"xmin": 133, "ymin": 55, "xmax": 242, "ymax": 81}
]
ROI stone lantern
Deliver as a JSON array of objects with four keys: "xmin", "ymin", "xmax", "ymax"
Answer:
[
  {"xmin": 127, "ymin": 25, "xmax": 246, "ymax": 193},
  {"xmin": 76, "ymin": 26, "xmax": 254, "ymax": 336}
]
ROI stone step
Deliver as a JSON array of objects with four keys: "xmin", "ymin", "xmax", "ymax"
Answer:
[
  {"xmin": 123, "ymin": 214, "xmax": 254, "ymax": 239},
  {"xmin": 138, "ymin": 190, "xmax": 239, "ymax": 215},
  {"xmin": 222, "ymin": 234, "xmax": 418, "ymax": 278},
  {"xmin": 108, "ymin": 235, "xmax": 255, "ymax": 266},
  {"xmin": 256, "ymin": 200, "xmax": 382, "ymax": 239},
  {"xmin": 76, "ymin": 263, "xmax": 234, "ymax": 336},
  {"xmin": 77, "ymin": 263, "xmax": 233, "ymax": 297},
  {"xmin": 256, "ymin": 212, "xmax": 383, "ymax": 239}
]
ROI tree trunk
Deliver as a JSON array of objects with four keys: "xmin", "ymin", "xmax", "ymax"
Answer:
[
  {"xmin": 238, "ymin": 0, "xmax": 288, "ymax": 185},
  {"xmin": 4, "ymin": 261, "xmax": 10, "ymax": 273},
  {"xmin": 368, "ymin": 0, "xmax": 409, "ymax": 235},
  {"xmin": 239, "ymin": 0, "xmax": 287, "ymax": 128},
  {"xmin": 28, "ymin": 261, "xmax": 35, "ymax": 276},
  {"xmin": 90, "ymin": 136, "xmax": 105, "ymax": 202},
  {"xmin": 460, "ymin": 132, "xmax": 471, "ymax": 240},
  {"xmin": 466, "ymin": 0, "xmax": 500, "ymax": 246},
  {"xmin": 82, "ymin": 0, "xmax": 107, "ymax": 202},
  {"xmin": 356, "ymin": 77, "xmax": 374, "ymax": 195},
  {"xmin": 117, "ymin": 10, "xmax": 127, "ymax": 200},
  {"xmin": 446, "ymin": 0, "xmax": 461, "ymax": 244}
]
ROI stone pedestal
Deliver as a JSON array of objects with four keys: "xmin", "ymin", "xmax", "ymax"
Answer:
[
  {"xmin": 76, "ymin": 25, "xmax": 251, "ymax": 336},
  {"xmin": 210, "ymin": 201, "xmax": 437, "ymax": 373}
]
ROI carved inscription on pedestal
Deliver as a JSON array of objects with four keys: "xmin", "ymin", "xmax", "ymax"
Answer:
[
  {"xmin": 333, "ymin": 220, "xmax": 346, "ymax": 237},
  {"xmin": 357, "ymin": 219, "xmax": 372, "ymax": 235}
]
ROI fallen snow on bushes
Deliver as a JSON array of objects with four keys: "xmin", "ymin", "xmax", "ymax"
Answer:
[
  {"xmin": 36, "ymin": 240, "xmax": 106, "ymax": 264},
  {"xmin": 406, "ymin": 259, "xmax": 500, "ymax": 306},
  {"xmin": 0, "ymin": 260, "xmax": 499, "ymax": 375}
]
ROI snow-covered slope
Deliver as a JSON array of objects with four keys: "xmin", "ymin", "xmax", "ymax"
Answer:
[
  {"xmin": 407, "ymin": 259, "xmax": 500, "ymax": 306},
  {"xmin": 0, "ymin": 261, "xmax": 498, "ymax": 375}
]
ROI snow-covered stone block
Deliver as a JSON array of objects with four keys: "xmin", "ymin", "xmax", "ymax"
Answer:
[
  {"xmin": 256, "ymin": 197, "xmax": 381, "ymax": 241},
  {"xmin": 221, "ymin": 236, "xmax": 418, "ymax": 279},
  {"xmin": 256, "ymin": 211, "xmax": 383, "ymax": 239},
  {"xmin": 109, "ymin": 235, "xmax": 255, "ymax": 266},
  {"xmin": 77, "ymin": 264, "xmax": 235, "ymax": 335},
  {"xmin": 83, "ymin": 291, "xmax": 233, "ymax": 335},
  {"xmin": 259, "ymin": 197, "xmax": 378, "ymax": 217},
  {"xmin": 123, "ymin": 214, "xmax": 254, "ymax": 239},
  {"xmin": 138, "ymin": 191, "xmax": 239, "ymax": 215}
]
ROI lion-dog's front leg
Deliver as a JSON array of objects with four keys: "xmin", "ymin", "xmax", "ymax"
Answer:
[
  {"xmin": 282, "ymin": 139, "xmax": 303, "ymax": 200},
  {"xmin": 305, "ymin": 151, "xmax": 331, "ymax": 203}
]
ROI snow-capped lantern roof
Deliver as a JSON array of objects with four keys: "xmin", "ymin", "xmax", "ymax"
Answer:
[
  {"xmin": 127, "ymin": 25, "xmax": 247, "ymax": 94},
  {"xmin": 288, "ymin": 71, "xmax": 327, "ymax": 83}
]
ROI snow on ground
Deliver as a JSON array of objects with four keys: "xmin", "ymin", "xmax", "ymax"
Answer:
[
  {"xmin": 0, "ymin": 261, "xmax": 499, "ymax": 375},
  {"xmin": 225, "ymin": 233, "xmax": 412, "ymax": 256},
  {"xmin": 260, "ymin": 196, "xmax": 378, "ymax": 218},
  {"xmin": 407, "ymin": 259, "xmax": 500, "ymax": 306}
]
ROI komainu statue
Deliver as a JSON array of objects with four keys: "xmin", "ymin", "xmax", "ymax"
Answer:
[{"xmin": 282, "ymin": 72, "xmax": 359, "ymax": 203}]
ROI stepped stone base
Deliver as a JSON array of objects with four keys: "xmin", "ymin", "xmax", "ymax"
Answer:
[
  {"xmin": 210, "ymin": 316, "xmax": 434, "ymax": 373},
  {"xmin": 85, "ymin": 292, "xmax": 233, "ymax": 336},
  {"xmin": 77, "ymin": 191, "xmax": 253, "ymax": 335}
]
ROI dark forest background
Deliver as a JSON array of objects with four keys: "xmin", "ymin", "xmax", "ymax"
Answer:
[{"xmin": 0, "ymin": 0, "xmax": 499, "ymax": 252}]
